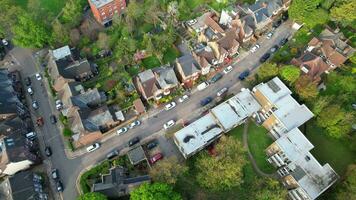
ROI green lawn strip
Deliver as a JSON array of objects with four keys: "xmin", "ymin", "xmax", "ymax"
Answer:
[
  {"xmin": 246, "ymin": 123, "xmax": 275, "ymax": 173},
  {"xmin": 303, "ymin": 121, "xmax": 356, "ymax": 176}
]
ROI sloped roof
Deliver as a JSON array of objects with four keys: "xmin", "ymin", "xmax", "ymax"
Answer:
[
  {"xmin": 204, "ymin": 14, "xmax": 225, "ymax": 33},
  {"xmin": 176, "ymin": 54, "xmax": 201, "ymax": 77},
  {"xmin": 55, "ymin": 58, "xmax": 93, "ymax": 80},
  {"xmin": 136, "ymin": 69, "xmax": 159, "ymax": 99},
  {"xmin": 0, "ymin": 69, "xmax": 22, "ymax": 115},
  {"xmin": 153, "ymin": 65, "xmax": 179, "ymax": 89},
  {"xmin": 217, "ymin": 28, "xmax": 240, "ymax": 51}
]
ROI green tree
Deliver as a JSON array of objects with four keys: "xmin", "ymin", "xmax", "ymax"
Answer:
[
  {"xmin": 303, "ymin": 9, "xmax": 329, "ymax": 29},
  {"xmin": 289, "ymin": 0, "xmax": 325, "ymax": 28},
  {"xmin": 114, "ymin": 36, "xmax": 137, "ymax": 66},
  {"xmin": 0, "ymin": 0, "xmax": 23, "ymax": 36},
  {"xmin": 130, "ymin": 183, "xmax": 182, "ymax": 200},
  {"xmin": 195, "ymin": 136, "xmax": 247, "ymax": 191},
  {"xmin": 61, "ymin": 0, "xmax": 83, "ymax": 27},
  {"xmin": 330, "ymin": 0, "xmax": 356, "ymax": 28},
  {"xmin": 97, "ymin": 32, "xmax": 110, "ymax": 50},
  {"xmin": 149, "ymin": 157, "xmax": 188, "ymax": 185},
  {"xmin": 317, "ymin": 105, "xmax": 353, "ymax": 138},
  {"xmin": 51, "ymin": 19, "xmax": 70, "ymax": 47},
  {"xmin": 311, "ymin": 96, "xmax": 332, "ymax": 116},
  {"xmin": 254, "ymin": 178, "xmax": 288, "ymax": 200},
  {"xmin": 77, "ymin": 192, "xmax": 107, "ymax": 200},
  {"xmin": 279, "ymin": 65, "xmax": 300, "ymax": 84},
  {"xmin": 294, "ymin": 76, "xmax": 318, "ymax": 101},
  {"xmin": 144, "ymin": 0, "xmax": 163, "ymax": 26},
  {"xmin": 126, "ymin": 0, "xmax": 143, "ymax": 22},
  {"xmin": 12, "ymin": 13, "xmax": 51, "ymax": 48},
  {"xmin": 257, "ymin": 62, "xmax": 279, "ymax": 82},
  {"xmin": 335, "ymin": 164, "xmax": 356, "ymax": 200}
]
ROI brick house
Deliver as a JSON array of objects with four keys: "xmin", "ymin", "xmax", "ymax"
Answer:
[{"xmin": 88, "ymin": 0, "xmax": 126, "ymax": 25}]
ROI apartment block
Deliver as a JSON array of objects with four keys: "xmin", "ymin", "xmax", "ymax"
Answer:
[{"xmin": 88, "ymin": 0, "xmax": 126, "ymax": 25}]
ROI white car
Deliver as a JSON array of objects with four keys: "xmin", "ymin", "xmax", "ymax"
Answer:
[
  {"xmin": 250, "ymin": 44, "xmax": 260, "ymax": 53},
  {"xmin": 129, "ymin": 120, "xmax": 141, "ymax": 129},
  {"xmin": 2, "ymin": 39, "xmax": 8, "ymax": 46},
  {"xmin": 266, "ymin": 32, "xmax": 274, "ymax": 39},
  {"xmin": 55, "ymin": 100, "xmax": 63, "ymax": 110},
  {"xmin": 35, "ymin": 73, "xmax": 42, "ymax": 81},
  {"xmin": 86, "ymin": 143, "xmax": 100, "ymax": 152},
  {"xmin": 117, "ymin": 127, "xmax": 128, "ymax": 135},
  {"xmin": 197, "ymin": 82, "xmax": 209, "ymax": 91},
  {"xmin": 178, "ymin": 95, "xmax": 189, "ymax": 103},
  {"xmin": 163, "ymin": 120, "xmax": 175, "ymax": 130},
  {"xmin": 165, "ymin": 102, "xmax": 176, "ymax": 111},
  {"xmin": 32, "ymin": 100, "xmax": 39, "ymax": 110},
  {"xmin": 217, "ymin": 87, "xmax": 228, "ymax": 97},
  {"xmin": 223, "ymin": 66, "xmax": 233, "ymax": 74},
  {"xmin": 27, "ymin": 87, "xmax": 34, "ymax": 95}
]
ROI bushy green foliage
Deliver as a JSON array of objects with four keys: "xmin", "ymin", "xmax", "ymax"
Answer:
[
  {"xmin": 279, "ymin": 65, "xmax": 301, "ymax": 84},
  {"xmin": 256, "ymin": 62, "xmax": 279, "ymax": 82},
  {"xmin": 77, "ymin": 192, "xmax": 108, "ymax": 200},
  {"xmin": 130, "ymin": 183, "xmax": 182, "ymax": 200},
  {"xmin": 335, "ymin": 164, "xmax": 356, "ymax": 200}
]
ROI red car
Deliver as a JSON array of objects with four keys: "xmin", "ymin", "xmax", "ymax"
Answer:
[{"xmin": 149, "ymin": 153, "xmax": 163, "ymax": 164}]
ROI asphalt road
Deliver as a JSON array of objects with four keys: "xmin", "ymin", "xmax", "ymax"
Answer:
[{"xmin": 6, "ymin": 21, "xmax": 295, "ymax": 200}]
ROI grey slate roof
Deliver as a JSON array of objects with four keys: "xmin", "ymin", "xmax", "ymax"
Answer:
[
  {"xmin": 8, "ymin": 171, "xmax": 37, "ymax": 200},
  {"xmin": 0, "ymin": 69, "xmax": 22, "ymax": 115},
  {"xmin": 176, "ymin": 54, "xmax": 201, "ymax": 77},
  {"xmin": 55, "ymin": 58, "xmax": 93, "ymax": 80},
  {"xmin": 81, "ymin": 106, "xmax": 113, "ymax": 132},
  {"xmin": 153, "ymin": 64, "xmax": 179, "ymax": 89},
  {"xmin": 71, "ymin": 88, "xmax": 106, "ymax": 109}
]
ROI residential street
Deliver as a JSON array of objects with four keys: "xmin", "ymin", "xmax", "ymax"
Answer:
[{"xmin": 6, "ymin": 21, "xmax": 295, "ymax": 200}]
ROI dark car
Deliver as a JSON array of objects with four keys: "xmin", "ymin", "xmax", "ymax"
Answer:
[
  {"xmin": 273, "ymin": 20, "xmax": 282, "ymax": 28},
  {"xmin": 200, "ymin": 97, "xmax": 213, "ymax": 106},
  {"xmin": 238, "ymin": 70, "xmax": 250, "ymax": 80},
  {"xmin": 25, "ymin": 77, "xmax": 31, "ymax": 86},
  {"xmin": 270, "ymin": 45, "xmax": 279, "ymax": 53},
  {"xmin": 209, "ymin": 73, "xmax": 223, "ymax": 83},
  {"xmin": 45, "ymin": 146, "xmax": 52, "ymax": 157},
  {"xmin": 282, "ymin": 12, "xmax": 289, "ymax": 21},
  {"xmin": 128, "ymin": 137, "xmax": 140, "ymax": 147},
  {"xmin": 50, "ymin": 115, "xmax": 57, "ymax": 124},
  {"xmin": 56, "ymin": 181, "xmax": 63, "ymax": 192},
  {"xmin": 146, "ymin": 141, "xmax": 158, "ymax": 150},
  {"xmin": 106, "ymin": 150, "xmax": 119, "ymax": 160},
  {"xmin": 260, "ymin": 53, "xmax": 271, "ymax": 62},
  {"xmin": 279, "ymin": 38, "xmax": 288, "ymax": 46}
]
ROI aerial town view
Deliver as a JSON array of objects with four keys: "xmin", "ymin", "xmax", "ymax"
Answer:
[{"xmin": 0, "ymin": 0, "xmax": 355, "ymax": 200}]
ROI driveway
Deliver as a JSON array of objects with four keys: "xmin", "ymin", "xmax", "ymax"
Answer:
[{"xmin": 6, "ymin": 21, "xmax": 296, "ymax": 200}]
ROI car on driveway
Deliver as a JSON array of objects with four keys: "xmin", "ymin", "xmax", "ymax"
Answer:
[
  {"xmin": 51, "ymin": 169, "xmax": 59, "ymax": 180},
  {"xmin": 32, "ymin": 100, "xmax": 39, "ymax": 110},
  {"xmin": 260, "ymin": 53, "xmax": 271, "ymax": 62},
  {"xmin": 146, "ymin": 141, "xmax": 158, "ymax": 150},
  {"xmin": 223, "ymin": 65, "xmax": 233, "ymax": 74},
  {"xmin": 116, "ymin": 127, "xmax": 128, "ymax": 135},
  {"xmin": 56, "ymin": 181, "xmax": 63, "ymax": 192},
  {"xmin": 250, "ymin": 44, "xmax": 260, "ymax": 53},
  {"xmin": 200, "ymin": 97, "xmax": 213, "ymax": 106},
  {"xmin": 45, "ymin": 146, "xmax": 52, "ymax": 157},
  {"xmin": 163, "ymin": 120, "xmax": 175, "ymax": 129},
  {"xmin": 270, "ymin": 45, "xmax": 279, "ymax": 53},
  {"xmin": 106, "ymin": 150, "xmax": 119, "ymax": 160},
  {"xmin": 217, "ymin": 87, "xmax": 228, "ymax": 97},
  {"xmin": 279, "ymin": 38, "xmax": 288, "ymax": 46},
  {"xmin": 27, "ymin": 87, "xmax": 34, "ymax": 95},
  {"xmin": 50, "ymin": 115, "xmax": 57, "ymax": 124},
  {"xmin": 129, "ymin": 120, "xmax": 141, "ymax": 129},
  {"xmin": 149, "ymin": 153, "xmax": 163, "ymax": 164},
  {"xmin": 266, "ymin": 32, "xmax": 274, "ymax": 39},
  {"xmin": 238, "ymin": 70, "xmax": 250, "ymax": 80},
  {"xmin": 35, "ymin": 73, "xmax": 42, "ymax": 81},
  {"xmin": 55, "ymin": 100, "xmax": 63, "ymax": 110},
  {"xmin": 86, "ymin": 143, "xmax": 100, "ymax": 152},
  {"xmin": 178, "ymin": 94, "xmax": 189, "ymax": 103},
  {"xmin": 128, "ymin": 137, "xmax": 140, "ymax": 147},
  {"xmin": 165, "ymin": 102, "xmax": 176, "ymax": 110},
  {"xmin": 25, "ymin": 77, "xmax": 31, "ymax": 86}
]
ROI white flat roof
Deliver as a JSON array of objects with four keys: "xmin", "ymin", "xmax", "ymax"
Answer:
[
  {"xmin": 174, "ymin": 113, "xmax": 223, "ymax": 157},
  {"xmin": 253, "ymin": 77, "xmax": 291, "ymax": 104},
  {"xmin": 211, "ymin": 89, "xmax": 260, "ymax": 130},
  {"xmin": 52, "ymin": 45, "xmax": 71, "ymax": 61}
]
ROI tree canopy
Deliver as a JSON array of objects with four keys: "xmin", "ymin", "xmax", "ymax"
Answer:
[
  {"xmin": 61, "ymin": 0, "xmax": 84, "ymax": 27},
  {"xmin": 257, "ymin": 62, "xmax": 279, "ymax": 82},
  {"xmin": 149, "ymin": 157, "xmax": 188, "ymax": 185},
  {"xmin": 330, "ymin": 0, "xmax": 356, "ymax": 29},
  {"xmin": 289, "ymin": 0, "xmax": 328, "ymax": 28},
  {"xmin": 77, "ymin": 192, "xmax": 108, "ymax": 200},
  {"xmin": 335, "ymin": 164, "xmax": 356, "ymax": 200},
  {"xmin": 0, "ymin": 0, "xmax": 23, "ymax": 37},
  {"xmin": 195, "ymin": 136, "xmax": 247, "ymax": 191},
  {"xmin": 253, "ymin": 178, "xmax": 288, "ymax": 200},
  {"xmin": 279, "ymin": 65, "xmax": 300, "ymax": 84},
  {"xmin": 130, "ymin": 183, "xmax": 182, "ymax": 200},
  {"xmin": 294, "ymin": 76, "xmax": 318, "ymax": 101}
]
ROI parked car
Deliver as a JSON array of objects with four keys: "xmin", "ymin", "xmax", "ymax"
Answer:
[
  {"xmin": 116, "ymin": 127, "xmax": 128, "ymax": 135},
  {"xmin": 238, "ymin": 70, "xmax": 250, "ymax": 80},
  {"xmin": 50, "ymin": 115, "xmax": 57, "ymax": 124},
  {"xmin": 86, "ymin": 143, "xmax": 100, "ymax": 152},
  {"xmin": 165, "ymin": 102, "xmax": 176, "ymax": 111},
  {"xmin": 186, "ymin": 19, "xmax": 197, "ymax": 26},
  {"xmin": 56, "ymin": 181, "xmax": 63, "ymax": 192},
  {"xmin": 260, "ymin": 53, "xmax": 271, "ymax": 62},
  {"xmin": 51, "ymin": 169, "xmax": 59, "ymax": 180},
  {"xmin": 106, "ymin": 150, "xmax": 119, "ymax": 160},
  {"xmin": 200, "ymin": 97, "xmax": 213, "ymax": 106},
  {"xmin": 45, "ymin": 146, "xmax": 52, "ymax": 157},
  {"xmin": 250, "ymin": 44, "xmax": 260, "ymax": 53},
  {"xmin": 55, "ymin": 100, "xmax": 63, "ymax": 110},
  {"xmin": 27, "ymin": 87, "xmax": 34, "ymax": 95},
  {"xmin": 266, "ymin": 32, "xmax": 274, "ymax": 39},
  {"xmin": 273, "ymin": 20, "xmax": 282, "ymax": 28},
  {"xmin": 223, "ymin": 65, "xmax": 233, "ymax": 74},
  {"xmin": 149, "ymin": 153, "xmax": 163, "ymax": 164},
  {"xmin": 197, "ymin": 81, "xmax": 209, "ymax": 91},
  {"xmin": 279, "ymin": 38, "xmax": 288, "ymax": 46},
  {"xmin": 178, "ymin": 94, "xmax": 189, "ymax": 103},
  {"xmin": 270, "ymin": 45, "xmax": 279, "ymax": 53},
  {"xmin": 163, "ymin": 120, "xmax": 175, "ymax": 129},
  {"xmin": 146, "ymin": 141, "xmax": 158, "ymax": 150},
  {"xmin": 282, "ymin": 12, "xmax": 289, "ymax": 21},
  {"xmin": 25, "ymin": 77, "xmax": 31, "ymax": 86},
  {"xmin": 217, "ymin": 87, "xmax": 228, "ymax": 97},
  {"xmin": 128, "ymin": 137, "xmax": 140, "ymax": 147},
  {"xmin": 129, "ymin": 120, "xmax": 141, "ymax": 129},
  {"xmin": 1, "ymin": 38, "xmax": 9, "ymax": 46},
  {"xmin": 35, "ymin": 73, "xmax": 42, "ymax": 81},
  {"xmin": 32, "ymin": 100, "xmax": 39, "ymax": 110},
  {"xmin": 209, "ymin": 73, "xmax": 223, "ymax": 83},
  {"xmin": 25, "ymin": 132, "xmax": 37, "ymax": 140}
]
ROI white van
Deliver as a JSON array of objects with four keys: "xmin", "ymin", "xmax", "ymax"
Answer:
[
  {"xmin": 25, "ymin": 132, "xmax": 37, "ymax": 140},
  {"xmin": 197, "ymin": 82, "xmax": 209, "ymax": 91},
  {"xmin": 86, "ymin": 143, "xmax": 100, "ymax": 152}
]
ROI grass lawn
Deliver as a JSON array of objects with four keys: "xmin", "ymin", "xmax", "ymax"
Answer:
[
  {"xmin": 14, "ymin": 0, "xmax": 66, "ymax": 16},
  {"xmin": 303, "ymin": 121, "xmax": 356, "ymax": 176},
  {"xmin": 163, "ymin": 46, "xmax": 180, "ymax": 64},
  {"xmin": 142, "ymin": 56, "xmax": 161, "ymax": 69},
  {"xmin": 246, "ymin": 122, "xmax": 275, "ymax": 173}
]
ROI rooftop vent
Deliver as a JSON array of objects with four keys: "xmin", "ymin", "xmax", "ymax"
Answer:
[
  {"xmin": 267, "ymin": 80, "xmax": 281, "ymax": 93},
  {"xmin": 183, "ymin": 135, "xmax": 195, "ymax": 143}
]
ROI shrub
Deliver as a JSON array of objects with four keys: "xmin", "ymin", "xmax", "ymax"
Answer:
[{"xmin": 63, "ymin": 128, "xmax": 73, "ymax": 137}]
